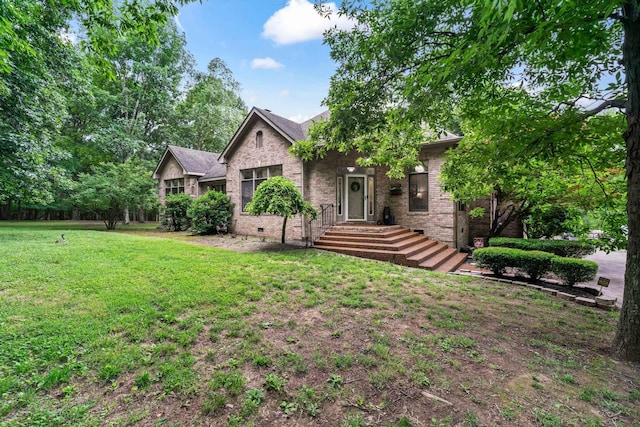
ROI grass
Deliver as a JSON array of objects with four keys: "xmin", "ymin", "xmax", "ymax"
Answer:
[{"xmin": 0, "ymin": 221, "xmax": 638, "ymax": 426}]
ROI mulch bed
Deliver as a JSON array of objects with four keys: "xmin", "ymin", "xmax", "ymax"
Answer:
[{"xmin": 458, "ymin": 264, "xmax": 601, "ymax": 300}]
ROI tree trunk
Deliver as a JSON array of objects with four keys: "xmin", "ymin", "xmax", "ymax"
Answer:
[
  {"xmin": 138, "ymin": 208, "xmax": 146, "ymax": 223},
  {"xmin": 614, "ymin": 4, "xmax": 640, "ymax": 362},
  {"xmin": 281, "ymin": 216, "xmax": 288, "ymax": 244},
  {"xmin": 124, "ymin": 206, "xmax": 130, "ymax": 225}
]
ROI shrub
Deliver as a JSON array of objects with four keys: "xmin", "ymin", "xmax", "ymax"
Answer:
[
  {"xmin": 489, "ymin": 237, "xmax": 595, "ymax": 258},
  {"xmin": 472, "ymin": 247, "xmax": 520, "ymax": 276},
  {"xmin": 524, "ymin": 205, "xmax": 582, "ymax": 239},
  {"xmin": 187, "ymin": 191, "xmax": 232, "ymax": 235},
  {"xmin": 516, "ymin": 250, "xmax": 555, "ymax": 281},
  {"xmin": 161, "ymin": 193, "xmax": 193, "ymax": 231},
  {"xmin": 550, "ymin": 257, "xmax": 598, "ymax": 287}
]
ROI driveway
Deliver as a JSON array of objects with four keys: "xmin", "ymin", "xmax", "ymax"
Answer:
[{"xmin": 583, "ymin": 250, "xmax": 626, "ymax": 307}]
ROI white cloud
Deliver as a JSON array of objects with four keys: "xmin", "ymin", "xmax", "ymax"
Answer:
[
  {"xmin": 251, "ymin": 57, "xmax": 284, "ymax": 70},
  {"xmin": 280, "ymin": 90, "xmax": 291, "ymax": 97},
  {"xmin": 262, "ymin": 0, "xmax": 354, "ymax": 45}
]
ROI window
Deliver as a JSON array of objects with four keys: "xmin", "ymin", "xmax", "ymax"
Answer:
[
  {"xmin": 256, "ymin": 131, "xmax": 263, "ymax": 148},
  {"xmin": 409, "ymin": 161, "xmax": 428, "ymax": 212},
  {"xmin": 208, "ymin": 183, "xmax": 226, "ymax": 193},
  {"xmin": 241, "ymin": 165, "xmax": 282, "ymax": 210},
  {"xmin": 165, "ymin": 178, "xmax": 184, "ymax": 196}
]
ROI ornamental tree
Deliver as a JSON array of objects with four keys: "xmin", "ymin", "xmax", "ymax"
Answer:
[
  {"xmin": 74, "ymin": 160, "xmax": 158, "ymax": 230},
  {"xmin": 312, "ymin": 0, "xmax": 640, "ymax": 360},
  {"xmin": 244, "ymin": 177, "xmax": 318, "ymax": 244}
]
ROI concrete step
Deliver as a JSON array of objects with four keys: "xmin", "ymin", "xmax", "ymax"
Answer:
[
  {"xmin": 405, "ymin": 243, "xmax": 448, "ymax": 267},
  {"xmin": 313, "ymin": 244, "xmax": 399, "ymax": 262},
  {"xmin": 323, "ymin": 227, "xmax": 408, "ymax": 240},
  {"xmin": 399, "ymin": 239, "xmax": 440, "ymax": 260},
  {"xmin": 314, "ymin": 225, "xmax": 465, "ymax": 275},
  {"xmin": 319, "ymin": 229, "xmax": 416, "ymax": 245},
  {"xmin": 419, "ymin": 247, "xmax": 459, "ymax": 270},
  {"xmin": 434, "ymin": 253, "xmax": 469, "ymax": 273},
  {"xmin": 316, "ymin": 233, "xmax": 429, "ymax": 252}
]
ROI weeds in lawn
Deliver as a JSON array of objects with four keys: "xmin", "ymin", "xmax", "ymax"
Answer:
[{"xmin": 0, "ymin": 223, "xmax": 637, "ymax": 426}]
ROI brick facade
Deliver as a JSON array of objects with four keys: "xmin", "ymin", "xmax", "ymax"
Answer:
[
  {"xmin": 225, "ymin": 118, "xmax": 307, "ymax": 241},
  {"xmin": 155, "ymin": 157, "xmax": 199, "ymax": 203},
  {"xmin": 154, "ymin": 108, "xmax": 519, "ymax": 248}
]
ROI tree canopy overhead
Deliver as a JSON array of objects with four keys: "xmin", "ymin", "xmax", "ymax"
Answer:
[{"xmin": 313, "ymin": 0, "xmax": 640, "ymax": 360}]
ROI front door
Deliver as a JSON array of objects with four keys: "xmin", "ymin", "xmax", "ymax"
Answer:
[{"xmin": 346, "ymin": 176, "xmax": 366, "ymax": 221}]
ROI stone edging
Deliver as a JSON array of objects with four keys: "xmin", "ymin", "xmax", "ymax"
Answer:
[{"xmin": 454, "ymin": 270, "xmax": 619, "ymax": 312}]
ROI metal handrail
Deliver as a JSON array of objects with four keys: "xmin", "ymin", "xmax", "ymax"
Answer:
[{"xmin": 307, "ymin": 204, "xmax": 335, "ymax": 246}]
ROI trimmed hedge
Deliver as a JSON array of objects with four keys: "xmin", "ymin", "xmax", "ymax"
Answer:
[
  {"xmin": 488, "ymin": 237, "xmax": 595, "ymax": 258},
  {"xmin": 473, "ymin": 247, "xmax": 518, "ymax": 276},
  {"xmin": 516, "ymin": 250, "xmax": 555, "ymax": 281},
  {"xmin": 473, "ymin": 246, "xmax": 598, "ymax": 286},
  {"xmin": 550, "ymin": 257, "xmax": 599, "ymax": 287}
]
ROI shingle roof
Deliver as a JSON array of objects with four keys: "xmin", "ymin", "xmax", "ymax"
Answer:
[
  {"xmin": 254, "ymin": 107, "xmax": 308, "ymax": 141},
  {"xmin": 166, "ymin": 145, "xmax": 221, "ymax": 176},
  {"xmin": 300, "ymin": 110, "xmax": 330, "ymax": 136}
]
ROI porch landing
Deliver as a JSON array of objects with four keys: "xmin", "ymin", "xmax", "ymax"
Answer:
[{"xmin": 313, "ymin": 224, "xmax": 468, "ymax": 273}]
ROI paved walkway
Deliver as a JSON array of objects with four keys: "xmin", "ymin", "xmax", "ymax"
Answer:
[{"xmin": 584, "ymin": 250, "xmax": 626, "ymax": 307}]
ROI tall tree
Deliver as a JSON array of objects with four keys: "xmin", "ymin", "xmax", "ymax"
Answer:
[
  {"xmin": 171, "ymin": 58, "xmax": 247, "ymax": 152},
  {"xmin": 85, "ymin": 21, "xmax": 194, "ymax": 164},
  {"xmin": 311, "ymin": 0, "xmax": 640, "ymax": 360},
  {"xmin": 0, "ymin": 0, "xmax": 194, "ymax": 208}
]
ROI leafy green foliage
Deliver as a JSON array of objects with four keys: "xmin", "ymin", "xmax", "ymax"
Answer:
[
  {"xmin": 524, "ymin": 205, "xmax": 583, "ymax": 240},
  {"xmin": 489, "ymin": 238, "xmax": 595, "ymax": 258},
  {"xmin": 187, "ymin": 191, "xmax": 232, "ymax": 235},
  {"xmin": 314, "ymin": 0, "xmax": 640, "ymax": 358},
  {"xmin": 161, "ymin": 193, "xmax": 193, "ymax": 231},
  {"xmin": 0, "ymin": 1, "xmax": 195, "ymax": 208},
  {"xmin": 473, "ymin": 247, "xmax": 519, "ymax": 276},
  {"xmin": 474, "ymin": 246, "xmax": 598, "ymax": 285},
  {"xmin": 516, "ymin": 251, "xmax": 556, "ymax": 282},
  {"xmin": 551, "ymin": 258, "xmax": 599, "ymax": 287},
  {"xmin": 171, "ymin": 58, "xmax": 247, "ymax": 153},
  {"xmin": 473, "ymin": 247, "xmax": 554, "ymax": 280},
  {"xmin": 74, "ymin": 160, "xmax": 158, "ymax": 230},
  {"xmin": 245, "ymin": 176, "xmax": 318, "ymax": 243}
]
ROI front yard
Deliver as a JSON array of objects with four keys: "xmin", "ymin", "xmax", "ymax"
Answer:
[{"xmin": 0, "ymin": 222, "xmax": 638, "ymax": 426}]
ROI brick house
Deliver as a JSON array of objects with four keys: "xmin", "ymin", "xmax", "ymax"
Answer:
[
  {"xmin": 153, "ymin": 145, "xmax": 226, "ymax": 203},
  {"xmin": 153, "ymin": 107, "xmax": 519, "ymax": 248}
]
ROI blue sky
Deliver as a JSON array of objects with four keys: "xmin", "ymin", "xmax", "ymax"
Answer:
[{"xmin": 176, "ymin": 0, "xmax": 353, "ymax": 122}]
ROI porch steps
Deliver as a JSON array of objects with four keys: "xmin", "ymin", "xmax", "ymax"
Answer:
[{"xmin": 313, "ymin": 225, "xmax": 467, "ymax": 273}]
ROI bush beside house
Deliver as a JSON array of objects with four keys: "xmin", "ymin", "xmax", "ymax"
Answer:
[
  {"xmin": 187, "ymin": 191, "xmax": 232, "ymax": 234},
  {"xmin": 161, "ymin": 193, "xmax": 193, "ymax": 231},
  {"xmin": 473, "ymin": 246, "xmax": 598, "ymax": 286},
  {"xmin": 489, "ymin": 237, "xmax": 595, "ymax": 258}
]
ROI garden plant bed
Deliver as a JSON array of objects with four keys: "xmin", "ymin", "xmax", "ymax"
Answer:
[{"xmin": 458, "ymin": 266, "xmax": 600, "ymax": 299}]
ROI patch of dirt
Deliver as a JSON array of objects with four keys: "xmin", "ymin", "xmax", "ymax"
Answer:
[{"xmin": 153, "ymin": 229, "xmax": 307, "ymax": 253}]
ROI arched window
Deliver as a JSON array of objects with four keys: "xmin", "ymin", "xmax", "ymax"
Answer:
[{"xmin": 256, "ymin": 131, "xmax": 263, "ymax": 148}]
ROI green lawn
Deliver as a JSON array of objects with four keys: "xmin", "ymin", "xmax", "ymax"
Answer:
[{"xmin": 0, "ymin": 222, "xmax": 638, "ymax": 426}]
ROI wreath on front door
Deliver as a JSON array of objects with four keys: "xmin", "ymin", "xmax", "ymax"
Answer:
[{"xmin": 350, "ymin": 181, "xmax": 361, "ymax": 192}]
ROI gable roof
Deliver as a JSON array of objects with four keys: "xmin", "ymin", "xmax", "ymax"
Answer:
[
  {"xmin": 219, "ymin": 107, "xmax": 330, "ymax": 163},
  {"xmin": 153, "ymin": 145, "xmax": 225, "ymax": 180}
]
